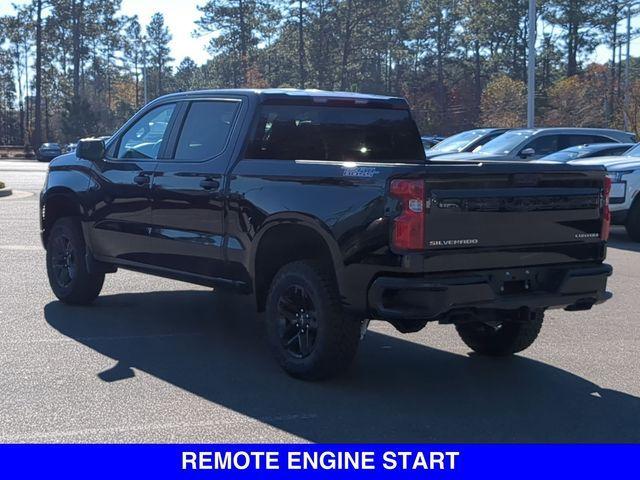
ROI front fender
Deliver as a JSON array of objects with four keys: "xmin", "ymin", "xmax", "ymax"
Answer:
[{"xmin": 40, "ymin": 167, "xmax": 92, "ymax": 246}]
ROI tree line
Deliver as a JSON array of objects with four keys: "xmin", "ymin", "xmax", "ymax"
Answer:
[{"xmin": 0, "ymin": 0, "xmax": 639, "ymax": 147}]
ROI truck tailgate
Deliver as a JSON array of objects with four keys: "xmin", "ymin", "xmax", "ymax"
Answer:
[{"xmin": 422, "ymin": 168, "xmax": 605, "ymax": 250}]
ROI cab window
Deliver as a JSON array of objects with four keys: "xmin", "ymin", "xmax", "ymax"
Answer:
[
  {"xmin": 173, "ymin": 100, "xmax": 240, "ymax": 161},
  {"xmin": 116, "ymin": 103, "xmax": 176, "ymax": 160},
  {"xmin": 246, "ymin": 105, "xmax": 425, "ymax": 162}
]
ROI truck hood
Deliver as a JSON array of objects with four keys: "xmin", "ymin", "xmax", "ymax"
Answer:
[
  {"xmin": 604, "ymin": 160, "xmax": 640, "ymax": 171},
  {"xmin": 568, "ymin": 155, "xmax": 640, "ymax": 168},
  {"xmin": 49, "ymin": 152, "xmax": 77, "ymax": 167}
]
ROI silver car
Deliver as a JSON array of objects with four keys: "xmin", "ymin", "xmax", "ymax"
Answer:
[{"xmin": 435, "ymin": 128, "xmax": 635, "ymax": 161}]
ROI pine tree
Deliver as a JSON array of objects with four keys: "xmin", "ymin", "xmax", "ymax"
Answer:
[{"xmin": 146, "ymin": 12, "xmax": 172, "ymax": 98}]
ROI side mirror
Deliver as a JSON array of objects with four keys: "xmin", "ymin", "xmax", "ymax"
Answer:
[
  {"xmin": 520, "ymin": 147, "xmax": 536, "ymax": 158},
  {"xmin": 77, "ymin": 138, "xmax": 106, "ymax": 162}
]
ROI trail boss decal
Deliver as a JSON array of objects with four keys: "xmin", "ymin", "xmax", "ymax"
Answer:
[{"xmin": 341, "ymin": 167, "xmax": 380, "ymax": 178}]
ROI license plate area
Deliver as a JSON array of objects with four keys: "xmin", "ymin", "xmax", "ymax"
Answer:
[{"xmin": 501, "ymin": 279, "xmax": 528, "ymax": 295}]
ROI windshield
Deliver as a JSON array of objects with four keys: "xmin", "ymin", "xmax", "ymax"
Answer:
[
  {"xmin": 624, "ymin": 143, "xmax": 640, "ymax": 157},
  {"xmin": 479, "ymin": 130, "xmax": 534, "ymax": 155},
  {"xmin": 430, "ymin": 130, "xmax": 487, "ymax": 153}
]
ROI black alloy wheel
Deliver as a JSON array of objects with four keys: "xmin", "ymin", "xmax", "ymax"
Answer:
[
  {"xmin": 265, "ymin": 260, "xmax": 361, "ymax": 380},
  {"xmin": 46, "ymin": 217, "xmax": 105, "ymax": 305},
  {"xmin": 276, "ymin": 284, "xmax": 319, "ymax": 359},
  {"xmin": 50, "ymin": 233, "xmax": 77, "ymax": 288}
]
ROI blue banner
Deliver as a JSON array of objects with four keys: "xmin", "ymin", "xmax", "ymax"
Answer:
[{"xmin": 0, "ymin": 444, "xmax": 637, "ymax": 479}]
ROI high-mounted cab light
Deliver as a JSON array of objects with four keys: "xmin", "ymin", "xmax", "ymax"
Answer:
[{"xmin": 312, "ymin": 97, "xmax": 369, "ymax": 107}]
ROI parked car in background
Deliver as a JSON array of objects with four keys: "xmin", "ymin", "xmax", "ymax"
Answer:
[
  {"xmin": 36, "ymin": 143, "xmax": 63, "ymax": 162},
  {"xmin": 538, "ymin": 143, "xmax": 636, "ymax": 163},
  {"xmin": 436, "ymin": 128, "xmax": 635, "ymax": 161},
  {"xmin": 421, "ymin": 135, "xmax": 445, "ymax": 149},
  {"xmin": 424, "ymin": 128, "xmax": 509, "ymax": 159},
  {"xmin": 65, "ymin": 142, "xmax": 78, "ymax": 153}
]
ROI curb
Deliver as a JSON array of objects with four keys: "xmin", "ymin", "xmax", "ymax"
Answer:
[{"xmin": 0, "ymin": 187, "xmax": 13, "ymax": 198}]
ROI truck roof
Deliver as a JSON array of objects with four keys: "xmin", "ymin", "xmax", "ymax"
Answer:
[{"xmin": 158, "ymin": 88, "xmax": 410, "ymax": 108}]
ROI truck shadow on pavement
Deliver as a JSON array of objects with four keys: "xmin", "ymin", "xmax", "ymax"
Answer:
[{"xmin": 44, "ymin": 290, "xmax": 640, "ymax": 442}]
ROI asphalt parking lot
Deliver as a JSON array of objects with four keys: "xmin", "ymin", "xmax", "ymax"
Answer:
[{"xmin": 1, "ymin": 158, "xmax": 639, "ymax": 443}]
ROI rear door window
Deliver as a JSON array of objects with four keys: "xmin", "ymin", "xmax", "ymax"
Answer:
[
  {"xmin": 560, "ymin": 135, "xmax": 612, "ymax": 149},
  {"xmin": 173, "ymin": 100, "xmax": 240, "ymax": 161},
  {"xmin": 246, "ymin": 105, "xmax": 425, "ymax": 162}
]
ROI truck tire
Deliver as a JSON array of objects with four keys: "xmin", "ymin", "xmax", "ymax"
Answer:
[
  {"xmin": 455, "ymin": 310, "xmax": 544, "ymax": 356},
  {"xmin": 265, "ymin": 260, "xmax": 361, "ymax": 380},
  {"xmin": 625, "ymin": 200, "xmax": 640, "ymax": 242},
  {"xmin": 46, "ymin": 217, "xmax": 104, "ymax": 305}
]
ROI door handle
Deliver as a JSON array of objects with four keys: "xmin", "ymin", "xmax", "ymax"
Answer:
[
  {"xmin": 133, "ymin": 174, "xmax": 150, "ymax": 185},
  {"xmin": 200, "ymin": 178, "xmax": 220, "ymax": 190}
]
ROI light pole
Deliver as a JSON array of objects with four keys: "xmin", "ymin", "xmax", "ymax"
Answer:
[
  {"xmin": 527, "ymin": 0, "xmax": 536, "ymax": 128},
  {"xmin": 624, "ymin": 3, "xmax": 632, "ymax": 131},
  {"xmin": 142, "ymin": 38, "xmax": 148, "ymax": 106}
]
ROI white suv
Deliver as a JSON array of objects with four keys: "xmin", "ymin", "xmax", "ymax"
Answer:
[{"xmin": 571, "ymin": 146, "xmax": 640, "ymax": 241}]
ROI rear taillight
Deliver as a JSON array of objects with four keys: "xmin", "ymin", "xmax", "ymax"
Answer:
[
  {"xmin": 390, "ymin": 179, "xmax": 425, "ymax": 251},
  {"xmin": 601, "ymin": 176, "xmax": 612, "ymax": 241}
]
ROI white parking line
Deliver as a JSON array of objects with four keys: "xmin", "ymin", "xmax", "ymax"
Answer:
[
  {"xmin": 0, "ymin": 332, "xmax": 204, "ymax": 345},
  {"xmin": 0, "ymin": 413, "xmax": 318, "ymax": 442}
]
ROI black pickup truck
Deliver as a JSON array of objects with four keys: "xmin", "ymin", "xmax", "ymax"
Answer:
[{"xmin": 40, "ymin": 89, "xmax": 612, "ymax": 379}]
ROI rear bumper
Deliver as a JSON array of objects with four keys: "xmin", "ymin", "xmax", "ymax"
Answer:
[{"xmin": 368, "ymin": 263, "xmax": 612, "ymax": 321}]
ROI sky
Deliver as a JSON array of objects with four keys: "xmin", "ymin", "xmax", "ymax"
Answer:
[
  {"xmin": 0, "ymin": 0, "xmax": 213, "ymax": 66},
  {"xmin": 1, "ymin": 0, "xmax": 640, "ymax": 68},
  {"xmin": 117, "ymin": 0, "xmax": 212, "ymax": 65}
]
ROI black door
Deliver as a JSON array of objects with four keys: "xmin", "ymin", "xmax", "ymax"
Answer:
[
  {"xmin": 88, "ymin": 102, "xmax": 177, "ymax": 264},
  {"xmin": 149, "ymin": 98, "xmax": 242, "ymax": 279}
]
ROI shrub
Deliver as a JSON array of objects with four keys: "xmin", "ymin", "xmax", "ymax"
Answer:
[{"xmin": 480, "ymin": 75, "xmax": 526, "ymax": 128}]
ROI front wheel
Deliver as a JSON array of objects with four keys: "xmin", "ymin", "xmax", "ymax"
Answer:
[
  {"xmin": 265, "ymin": 261, "xmax": 361, "ymax": 380},
  {"xmin": 46, "ymin": 217, "xmax": 104, "ymax": 305},
  {"xmin": 455, "ymin": 310, "xmax": 544, "ymax": 356}
]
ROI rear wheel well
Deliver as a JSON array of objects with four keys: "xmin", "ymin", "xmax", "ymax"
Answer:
[
  {"xmin": 42, "ymin": 195, "xmax": 82, "ymax": 245},
  {"xmin": 254, "ymin": 224, "xmax": 335, "ymax": 312}
]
